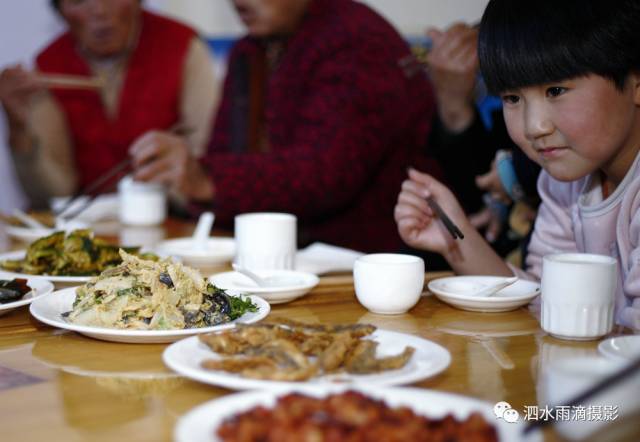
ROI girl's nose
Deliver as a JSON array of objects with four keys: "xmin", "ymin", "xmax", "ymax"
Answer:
[{"xmin": 523, "ymin": 101, "xmax": 553, "ymax": 141}]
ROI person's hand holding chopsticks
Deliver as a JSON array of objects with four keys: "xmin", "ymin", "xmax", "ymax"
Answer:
[
  {"xmin": 128, "ymin": 129, "xmax": 213, "ymax": 201},
  {"xmin": 0, "ymin": 65, "xmax": 43, "ymax": 140},
  {"xmin": 394, "ymin": 168, "xmax": 512, "ymax": 276},
  {"xmin": 395, "ymin": 168, "xmax": 467, "ymax": 254}
]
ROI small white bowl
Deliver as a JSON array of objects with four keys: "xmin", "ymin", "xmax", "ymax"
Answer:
[
  {"xmin": 210, "ymin": 270, "xmax": 319, "ymax": 304},
  {"xmin": 157, "ymin": 237, "xmax": 236, "ymax": 267},
  {"xmin": 353, "ymin": 253, "xmax": 424, "ymax": 315}
]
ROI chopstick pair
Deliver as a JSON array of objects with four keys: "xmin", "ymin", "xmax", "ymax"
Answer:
[
  {"xmin": 36, "ymin": 73, "xmax": 104, "ymax": 90},
  {"xmin": 54, "ymin": 122, "xmax": 194, "ymax": 220},
  {"xmin": 426, "ymin": 196, "xmax": 464, "ymax": 240},
  {"xmin": 523, "ymin": 354, "xmax": 640, "ymax": 435}
]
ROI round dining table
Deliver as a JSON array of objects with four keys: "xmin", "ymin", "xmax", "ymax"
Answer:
[{"xmin": 0, "ymin": 217, "xmax": 636, "ymax": 442}]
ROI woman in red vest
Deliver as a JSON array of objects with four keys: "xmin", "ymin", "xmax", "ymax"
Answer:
[
  {"xmin": 0, "ymin": 0, "xmax": 218, "ymax": 208},
  {"xmin": 130, "ymin": 0, "xmax": 440, "ymax": 253}
]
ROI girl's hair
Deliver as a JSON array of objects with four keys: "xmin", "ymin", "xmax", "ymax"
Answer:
[{"xmin": 478, "ymin": 0, "xmax": 640, "ymax": 95}]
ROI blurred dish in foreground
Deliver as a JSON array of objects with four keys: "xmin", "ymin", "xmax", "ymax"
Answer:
[
  {"xmin": 174, "ymin": 385, "xmax": 535, "ymax": 442},
  {"xmin": 0, "ymin": 278, "xmax": 54, "ymax": 316},
  {"xmin": 428, "ymin": 276, "xmax": 540, "ymax": 312},
  {"xmin": 598, "ymin": 335, "xmax": 640, "ymax": 362},
  {"xmin": 210, "ymin": 270, "xmax": 319, "ymax": 304}
]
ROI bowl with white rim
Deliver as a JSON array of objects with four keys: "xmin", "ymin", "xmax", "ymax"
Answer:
[{"xmin": 157, "ymin": 237, "xmax": 236, "ymax": 267}]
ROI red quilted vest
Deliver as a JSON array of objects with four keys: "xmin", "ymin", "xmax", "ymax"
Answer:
[{"xmin": 36, "ymin": 11, "xmax": 194, "ymax": 189}]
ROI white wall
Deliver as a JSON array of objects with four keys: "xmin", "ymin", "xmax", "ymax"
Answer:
[{"xmin": 148, "ymin": 0, "xmax": 489, "ymax": 37}]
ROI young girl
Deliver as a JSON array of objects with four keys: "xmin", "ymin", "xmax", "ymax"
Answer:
[{"xmin": 395, "ymin": 0, "xmax": 640, "ymax": 331}]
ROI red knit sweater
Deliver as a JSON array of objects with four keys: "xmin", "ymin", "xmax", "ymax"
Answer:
[{"xmin": 202, "ymin": 0, "xmax": 439, "ymax": 252}]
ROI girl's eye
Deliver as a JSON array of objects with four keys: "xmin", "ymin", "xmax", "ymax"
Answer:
[
  {"xmin": 501, "ymin": 94, "xmax": 520, "ymax": 105},
  {"xmin": 546, "ymin": 86, "xmax": 566, "ymax": 97}
]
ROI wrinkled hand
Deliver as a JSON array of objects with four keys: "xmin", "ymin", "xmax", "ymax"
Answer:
[
  {"xmin": 0, "ymin": 65, "xmax": 42, "ymax": 126},
  {"xmin": 394, "ymin": 168, "xmax": 468, "ymax": 254},
  {"xmin": 426, "ymin": 23, "xmax": 478, "ymax": 131},
  {"xmin": 129, "ymin": 130, "xmax": 213, "ymax": 200}
]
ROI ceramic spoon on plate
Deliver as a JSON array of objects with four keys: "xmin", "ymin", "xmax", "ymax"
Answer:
[
  {"xmin": 470, "ymin": 276, "xmax": 519, "ymax": 297},
  {"xmin": 192, "ymin": 212, "xmax": 215, "ymax": 251},
  {"xmin": 232, "ymin": 263, "xmax": 271, "ymax": 287}
]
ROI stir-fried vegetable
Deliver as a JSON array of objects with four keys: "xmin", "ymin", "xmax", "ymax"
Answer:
[
  {"xmin": 0, "ymin": 229, "xmax": 155, "ymax": 276},
  {"xmin": 66, "ymin": 251, "xmax": 257, "ymax": 330}
]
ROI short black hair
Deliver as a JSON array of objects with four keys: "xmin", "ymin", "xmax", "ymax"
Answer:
[{"xmin": 478, "ymin": 0, "xmax": 640, "ymax": 95}]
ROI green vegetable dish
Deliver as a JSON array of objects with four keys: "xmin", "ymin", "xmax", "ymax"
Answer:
[
  {"xmin": 65, "ymin": 250, "xmax": 258, "ymax": 330},
  {"xmin": 0, "ymin": 229, "xmax": 156, "ymax": 276}
]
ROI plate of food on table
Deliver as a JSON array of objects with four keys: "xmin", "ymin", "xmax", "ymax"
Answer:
[
  {"xmin": 0, "ymin": 229, "xmax": 157, "ymax": 284},
  {"xmin": 29, "ymin": 251, "xmax": 269, "ymax": 343},
  {"xmin": 174, "ymin": 384, "xmax": 537, "ymax": 442},
  {"xmin": 0, "ymin": 277, "xmax": 54, "ymax": 316},
  {"xmin": 162, "ymin": 318, "xmax": 451, "ymax": 390}
]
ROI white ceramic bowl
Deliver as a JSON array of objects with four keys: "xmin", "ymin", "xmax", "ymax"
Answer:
[
  {"xmin": 540, "ymin": 355, "xmax": 640, "ymax": 440},
  {"xmin": 353, "ymin": 253, "xmax": 424, "ymax": 315}
]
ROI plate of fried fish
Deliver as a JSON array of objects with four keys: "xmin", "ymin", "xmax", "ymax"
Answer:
[{"xmin": 163, "ymin": 319, "xmax": 451, "ymax": 389}]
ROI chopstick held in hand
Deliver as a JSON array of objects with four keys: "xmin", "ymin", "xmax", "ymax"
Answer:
[{"xmin": 426, "ymin": 196, "xmax": 464, "ymax": 240}]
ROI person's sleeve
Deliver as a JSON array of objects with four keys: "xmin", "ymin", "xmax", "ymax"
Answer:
[
  {"xmin": 202, "ymin": 43, "xmax": 431, "ymax": 219},
  {"xmin": 508, "ymin": 172, "xmax": 579, "ymax": 280},
  {"xmin": 616, "ymin": 178, "xmax": 640, "ymax": 331},
  {"xmin": 179, "ymin": 37, "xmax": 219, "ymax": 158},
  {"xmin": 12, "ymin": 91, "xmax": 76, "ymax": 208},
  {"xmin": 429, "ymin": 107, "xmax": 497, "ymax": 213}
]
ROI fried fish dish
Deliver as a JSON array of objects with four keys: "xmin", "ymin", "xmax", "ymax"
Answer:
[{"xmin": 199, "ymin": 319, "xmax": 415, "ymax": 381}]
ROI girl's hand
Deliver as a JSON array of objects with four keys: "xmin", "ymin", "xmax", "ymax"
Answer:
[{"xmin": 394, "ymin": 168, "xmax": 468, "ymax": 254}]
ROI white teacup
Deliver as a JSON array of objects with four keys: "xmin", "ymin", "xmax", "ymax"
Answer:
[
  {"xmin": 353, "ymin": 253, "xmax": 424, "ymax": 314},
  {"xmin": 118, "ymin": 176, "xmax": 167, "ymax": 226},
  {"xmin": 540, "ymin": 356, "xmax": 640, "ymax": 440},
  {"xmin": 541, "ymin": 253, "xmax": 617, "ymax": 340},
  {"xmin": 234, "ymin": 212, "xmax": 296, "ymax": 271}
]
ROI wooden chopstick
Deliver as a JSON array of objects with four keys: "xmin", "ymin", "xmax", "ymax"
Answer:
[
  {"xmin": 426, "ymin": 196, "xmax": 464, "ymax": 240},
  {"xmin": 523, "ymin": 354, "xmax": 640, "ymax": 435},
  {"xmin": 54, "ymin": 157, "xmax": 132, "ymax": 219},
  {"xmin": 36, "ymin": 73, "xmax": 105, "ymax": 90}
]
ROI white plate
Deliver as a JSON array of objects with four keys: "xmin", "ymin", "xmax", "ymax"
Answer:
[
  {"xmin": 0, "ymin": 250, "xmax": 91, "ymax": 284},
  {"xmin": 0, "ymin": 278, "xmax": 54, "ymax": 316},
  {"xmin": 157, "ymin": 237, "xmax": 236, "ymax": 266},
  {"xmin": 175, "ymin": 385, "xmax": 539, "ymax": 442},
  {"xmin": 598, "ymin": 335, "xmax": 640, "ymax": 361},
  {"xmin": 29, "ymin": 287, "xmax": 270, "ymax": 343},
  {"xmin": 6, "ymin": 226, "xmax": 55, "ymax": 244},
  {"xmin": 210, "ymin": 270, "xmax": 320, "ymax": 304},
  {"xmin": 428, "ymin": 276, "xmax": 540, "ymax": 312},
  {"xmin": 163, "ymin": 328, "xmax": 451, "ymax": 390}
]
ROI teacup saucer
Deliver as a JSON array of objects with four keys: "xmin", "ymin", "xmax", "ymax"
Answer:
[
  {"xmin": 210, "ymin": 270, "xmax": 319, "ymax": 304},
  {"xmin": 598, "ymin": 335, "xmax": 640, "ymax": 361},
  {"xmin": 428, "ymin": 275, "xmax": 540, "ymax": 312}
]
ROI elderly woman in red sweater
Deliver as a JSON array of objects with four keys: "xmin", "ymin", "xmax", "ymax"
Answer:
[
  {"xmin": 131, "ymin": 0, "xmax": 438, "ymax": 252},
  {"xmin": 0, "ymin": 0, "xmax": 218, "ymax": 208}
]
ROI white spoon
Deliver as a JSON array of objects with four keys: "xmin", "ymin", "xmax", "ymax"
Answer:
[
  {"xmin": 192, "ymin": 212, "xmax": 215, "ymax": 251},
  {"xmin": 470, "ymin": 276, "xmax": 519, "ymax": 297},
  {"xmin": 232, "ymin": 263, "xmax": 270, "ymax": 287}
]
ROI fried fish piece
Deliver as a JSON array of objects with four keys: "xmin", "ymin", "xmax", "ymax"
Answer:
[{"xmin": 344, "ymin": 340, "xmax": 415, "ymax": 374}]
